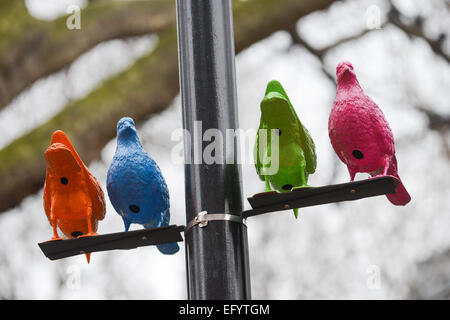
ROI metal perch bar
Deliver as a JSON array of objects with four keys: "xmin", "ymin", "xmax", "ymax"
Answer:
[
  {"xmin": 244, "ymin": 176, "xmax": 398, "ymax": 218},
  {"xmin": 37, "ymin": 177, "xmax": 397, "ymax": 261},
  {"xmin": 38, "ymin": 225, "xmax": 185, "ymax": 261}
]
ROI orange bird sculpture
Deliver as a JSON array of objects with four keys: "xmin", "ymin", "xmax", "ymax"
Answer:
[{"xmin": 43, "ymin": 130, "xmax": 106, "ymax": 263}]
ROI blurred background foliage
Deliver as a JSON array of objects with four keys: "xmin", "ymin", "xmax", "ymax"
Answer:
[{"xmin": 0, "ymin": 0, "xmax": 448, "ymax": 299}]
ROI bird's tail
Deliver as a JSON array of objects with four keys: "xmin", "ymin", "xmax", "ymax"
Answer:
[
  {"xmin": 157, "ymin": 242, "xmax": 180, "ymax": 255},
  {"xmin": 385, "ymin": 159, "xmax": 411, "ymax": 206},
  {"xmin": 152, "ymin": 209, "xmax": 180, "ymax": 255}
]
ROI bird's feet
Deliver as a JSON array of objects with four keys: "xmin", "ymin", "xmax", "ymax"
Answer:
[
  {"xmin": 78, "ymin": 232, "xmax": 98, "ymax": 238},
  {"xmin": 370, "ymin": 174, "xmax": 390, "ymax": 179},
  {"xmin": 369, "ymin": 174, "xmax": 401, "ymax": 186},
  {"xmin": 292, "ymin": 185, "xmax": 313, "ymax": 192},
  {"xmin": 253, "ymin": 190, "xmax": 278, "ymax": 197}
]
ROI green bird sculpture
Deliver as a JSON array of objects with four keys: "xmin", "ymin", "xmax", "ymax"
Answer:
[{"xmin": 254, "ymin": 80, "xmax": 317, "ymax": 218}]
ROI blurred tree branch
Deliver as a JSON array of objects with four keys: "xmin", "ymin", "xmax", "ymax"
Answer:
[
  {"xmin": 416, "ymin": 106, "xmax": 450, "ymax": 132},
  {"xmin": 387, "ymin": 3, "xmax": 449, "ymax": 64},
  {"xmin": 408, "ymin": 248, "xmax": 450, "ymax": 299},
  {"xmin": 287, "ymin": 24, "xmax": 386, "ymax": 83},
  {"xmin": 0, "ymin": 0, "xmax": 176, "ymax": 110},
  {"xmin": 415, "ymin": 105, "xmax": 450, "ymax": 159},
  {"xmin": 386, "ymin": 1, "xmax": 450, "ymax": 159},
  {"xmin": 0, "ymin": 0, "xmax": 335, "ymax": 213}
]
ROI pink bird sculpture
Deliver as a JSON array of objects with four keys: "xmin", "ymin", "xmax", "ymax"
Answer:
[{"xmin": 328, "ymin": 61, "xmax": 411, "ymax": 206}]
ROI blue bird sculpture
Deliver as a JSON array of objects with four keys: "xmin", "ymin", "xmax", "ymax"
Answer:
[{"xmin": 107, "ymin": 117, "xmax": 179, "ymax": 255}]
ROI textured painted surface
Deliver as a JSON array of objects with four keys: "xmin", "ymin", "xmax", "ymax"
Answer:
[
  {"xmin": 43, "ymin": 130, "xmax": 106, "ymax": 263},
  {"xmin": 328, "ymin": 61, "xmax": 411, "ymax": 206},
  {"xmin": 254, "ymin": 80, "xmax": 317, "ymax": 218},
  {"xmin": 107, "ymin": 117, "xmax": 179, "ymax": 255}
]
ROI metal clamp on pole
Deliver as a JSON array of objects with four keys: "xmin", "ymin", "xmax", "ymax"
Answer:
[{"xmin": 185, "ymin": 211, "xmax": 247, "ymax": 233}]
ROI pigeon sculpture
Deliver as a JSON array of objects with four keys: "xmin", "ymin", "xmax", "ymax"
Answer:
[
  {"xmin": 328, "ymin": 61, "xmax": 411, "ymax": 205},
  {"xmin": 254, "ymin": 80, "xmax": 317, "ymax": 218},
  {"xmin": 107, "ymin": 117, "xmax": 179, "ymax": 255},
  {"xmin": 43, "ymin": 130, "xmax": 106, "ymax": 263}
]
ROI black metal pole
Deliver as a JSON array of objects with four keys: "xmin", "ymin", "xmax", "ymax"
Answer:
[{"xmin": 176, "ymin": 0, "xmax": 251, "ymax": 299}]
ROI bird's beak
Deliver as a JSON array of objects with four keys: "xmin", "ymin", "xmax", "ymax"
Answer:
[
  {"xmin": 118, "ymin": 123, "xmax": 137, "ymax": 139},
  {"xmin": 337, "ymin": 65, "xmax": 355, "ymax": 81}
]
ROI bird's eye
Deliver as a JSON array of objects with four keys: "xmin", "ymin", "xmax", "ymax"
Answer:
[
  {"xmin": 129, "ymin": 205, "xmax": 140, "ymax": 213},
  {"xmin": 60, "ymin": 177, "xmax": 69, "ymax": 185},
  {"xmin": 352, "ymin": 150, "xmax": 364, "ymax": 159}
]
